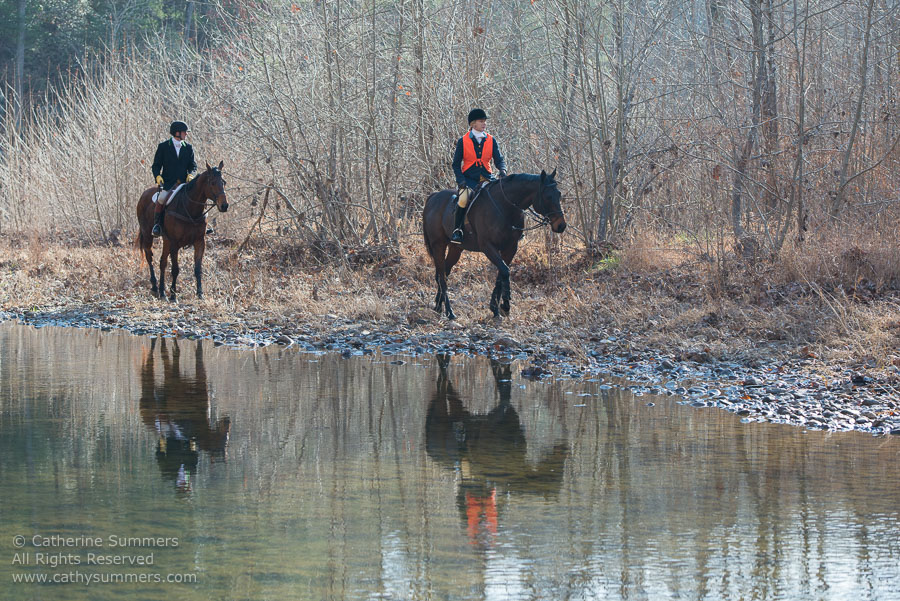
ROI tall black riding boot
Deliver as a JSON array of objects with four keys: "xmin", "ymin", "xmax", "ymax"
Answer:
[
  {"xmin": 450, "ymin": 204, "xmax": 466, "ymax": 244},
  {"xmin": 151, "ymin": 210, "xmax": 165, "ymax": 237}
]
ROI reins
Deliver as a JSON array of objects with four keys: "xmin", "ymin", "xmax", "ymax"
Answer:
[
  {"xmin": 485, "ymin": 176, "xmax": 559, "ymax": 232},
  {"xmin": 166, "ymin": 179, "xmax": 218, "ymax": 224}
]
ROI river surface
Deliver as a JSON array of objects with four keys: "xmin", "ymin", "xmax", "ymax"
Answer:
[{"xmin": 1, "ymin": 323, "xmax": 898, "ymax": 601}]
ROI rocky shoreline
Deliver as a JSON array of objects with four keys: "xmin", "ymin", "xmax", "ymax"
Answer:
[{"xmin": 3, "ymin": 303, "xmax": 898, "ymax": 436}]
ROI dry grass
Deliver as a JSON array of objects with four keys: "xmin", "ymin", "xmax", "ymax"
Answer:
[{"xmin": 3, "ymin": 224, "xmax": 900, "ymax": 381}]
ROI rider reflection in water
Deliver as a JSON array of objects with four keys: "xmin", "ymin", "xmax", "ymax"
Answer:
[
  {"xmin": 425, "ymin": 354, "xmax": 568, "ymax": 546},
  {"xmin": 139, "ymin": 337, "xmax": 230, "ymax": 495}
]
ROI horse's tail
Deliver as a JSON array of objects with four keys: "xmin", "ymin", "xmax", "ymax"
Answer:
[
  {"xmin": 422, "ymin": 220, "xmax": 433, "ymax": 259},
  {"xmin": 422, "ymin": 192, "xmax": 437, "ymax": 259},
  {"xmin": 135, "ymin": 188, "xmax": 153, "ymax": 252}
]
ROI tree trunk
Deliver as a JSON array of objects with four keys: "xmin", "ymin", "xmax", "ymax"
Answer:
[
  {"xmin": 185, "ymin": 0, "xmax": 196, "ymax": 46},
  {"xmin": 761, "ymin": 0, "xmax": 778, "ymax": 212},
  {"xmin": 731, "ymin": 0, "xmax": 766, "ymax": 243},
  {"xmin": 15, "ymin": 0, "xmax": 26, "ymax": 129},
  {"xmin": 833, "ymin": 0, "xmax": 875, "ymax": 218}
]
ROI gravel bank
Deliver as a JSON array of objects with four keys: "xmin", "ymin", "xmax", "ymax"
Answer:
[{"xmin": 4, "ymin": 301, "xmax": 898, "ymax": 436}]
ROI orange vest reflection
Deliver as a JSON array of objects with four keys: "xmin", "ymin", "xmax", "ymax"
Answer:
[
  {"xmin": 139, "ymin": 337, "xmax": 230, "ymax": 495},
  {"xmin": 465, "ymin": 489, "xmax": 499, "ymax": 542},
  {"xmin": 425, "ymin": 355, "xmax": 568, "ymax": 547}
]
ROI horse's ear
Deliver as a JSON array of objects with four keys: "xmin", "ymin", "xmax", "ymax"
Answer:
[
  {"xmin": 540, "ymin": 169, "xmax": 547, "ymax": 182},
  {"xmin": 550, "ymin": 168, "xmax": 557, "ymax": 180},
  {"xmin": 218, "ymin": 160, "xmax": 224, "ymax": 170},
  {"xmin": 206, "ymin": 161, "xmax": 212, "ymax": 171}
]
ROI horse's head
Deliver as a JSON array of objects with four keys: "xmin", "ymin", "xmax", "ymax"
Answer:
[
  {"xmin": 536, "ymin": 169, "xmax": 566, "ymax": 233},
  {"xmin": 201, "ymin": 161, "xmax": 229, "ymax": 212}
]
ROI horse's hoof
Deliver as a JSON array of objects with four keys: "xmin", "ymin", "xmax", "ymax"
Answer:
[
  {"xmin": 447, "ymin": 312, "xmax": 457, "ymax": 321},
  {"xmin": 500, "ymin": 306, "xmax": 510, "ymax": 318}
]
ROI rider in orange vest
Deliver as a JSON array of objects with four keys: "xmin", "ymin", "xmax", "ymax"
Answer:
[{"xmin": 450, "ymin": 108, "xmax": 507, "ymax": 244}]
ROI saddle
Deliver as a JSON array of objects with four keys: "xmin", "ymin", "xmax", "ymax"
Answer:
[
  {"xmin": 464, "ymin": 180, "xmax": 491, "ymax": 212},
  {"xmin": 152, "ymin": 183, "xmax": 187, "ymax": 206}
]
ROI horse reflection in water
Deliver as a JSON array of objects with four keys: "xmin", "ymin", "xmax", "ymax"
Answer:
[
  {"xmin": 425, "ymin": 354, "xmax": 568, "ymax": 546},
  {"xmin": 139, "ymin": 337, "xmax": 230, "ymax": 495}
]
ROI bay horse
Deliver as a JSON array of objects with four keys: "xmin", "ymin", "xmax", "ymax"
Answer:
[
  {"xmin": 136, "ymin": 161, "xmax": 228, "ymax": 301},
  {"xmin": 422, "ymin": 170, "xmax": 566, "ymax": 320}
]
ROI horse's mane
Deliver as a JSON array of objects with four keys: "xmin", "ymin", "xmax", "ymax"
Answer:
[
  {"xmin": 501, "ymin": 173, "xmax": 556, "ymax": 187},
  {"xmin": 182, "ymin": 173, "xmax": 202, "ymax": 193},
  {"xmin": 506, "ymin": 173, "xmax": 539, "ymax": 183},
  {"xmin": 176, "ymin": 168, "xmax": 218, "ymax": 198}
]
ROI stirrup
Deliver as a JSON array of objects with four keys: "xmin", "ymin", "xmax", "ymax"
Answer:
[
  {"xmin": 152, "ymin": 214, "xmax": 164, "ymax": 237},
  {"xmin": 450, "ymin": 228, "xmax": 464, "ymax": 244}
]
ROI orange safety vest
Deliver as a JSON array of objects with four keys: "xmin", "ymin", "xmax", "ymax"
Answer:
[{"xmin": 461, "ymin": 132, "xmax": 493, "ymax": 174}]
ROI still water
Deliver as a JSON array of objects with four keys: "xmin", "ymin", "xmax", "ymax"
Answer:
[{"xmin": 0, "ymin": 323, "xmax": 898, "ymax": 601}]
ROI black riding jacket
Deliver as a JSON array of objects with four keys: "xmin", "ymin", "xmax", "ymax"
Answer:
[{"xmin": 152, "ymin": 139, "xmax": 197, "ymax": 189}]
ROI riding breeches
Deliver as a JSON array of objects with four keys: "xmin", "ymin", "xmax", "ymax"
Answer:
[
  {"xmin": 456, "ymin": 176, "xmax": 490, "ymax": 208},
  {"xmin": 154, "ymin": 190, "xmax": 171, "ymax": 213},
  {"xmin": 456, "ymin": 187, "xmax": 471, "ymax": 208}
]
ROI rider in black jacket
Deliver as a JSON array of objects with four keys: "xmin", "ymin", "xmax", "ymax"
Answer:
[{"xmin": 151, "ymin": 121, "xmax": 197, "ymax": 237}]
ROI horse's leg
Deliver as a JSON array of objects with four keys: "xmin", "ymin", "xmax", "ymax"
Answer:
[
  {"xmin": 499, "ymin": 244, "xmax": 519, "ymax": 317},
  {"xmin": 168, "ymin": 247, "xmax": 180, "ymax": 302},
  {"xmin": 488, "ymin": 245, "xmax": 507, "ymax": 316},
  {"xmin": 431, "ymin": 242, "xmax": 446, "ymax": 312},
  {"xmin": 430, "ymin": 240, "xmax": 456, "ymax": 320},
  {"xmin": 490, "ymin": 272, "xmax": 503, "ymax": 316},
  {"xmin": 444, "ymin": 245, "xmax": 463, "ymax": 276},
  {"xmin": 143, "ymin": 239, "xmax": 158, "ymax": 297},
  {"xmin": 158, "ymin": 240, "xmax": 171, "ymax": 300},
  {"xmin": 482, "ymin": 244, "xmax": 510, "ymax": 319},
  {"xmin": 442, "ymin": 244, "xmax": 463, "ymax": 319},
  {"xmin": 193, "ymin": 238, "xmax": 205, "ymax": 299}
]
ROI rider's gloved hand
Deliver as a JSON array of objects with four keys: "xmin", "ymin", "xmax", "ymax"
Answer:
[
  {"xmin": 499, "ymin": 170, "xmax": 507, "ymax": 178},
  {"xmin": 186, "ymin": 173, "xmax": 194, "ymax": 182},
  {"xmin": 155, "ymin": 175, "xmax": 163, "ymax": 186}
]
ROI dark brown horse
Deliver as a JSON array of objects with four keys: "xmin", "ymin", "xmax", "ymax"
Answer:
[
  {"xmin": 136, "ymin": 161, "xmax": 228, "ymax": 301},
  {"xmin": 423, "ymin": 170, "xmax": 566, "ymax": 320}
]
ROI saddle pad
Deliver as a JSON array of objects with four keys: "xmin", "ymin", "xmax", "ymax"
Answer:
[{"xmin": 152, "ymin": 183, "xmax": 186, "ymax": 206}]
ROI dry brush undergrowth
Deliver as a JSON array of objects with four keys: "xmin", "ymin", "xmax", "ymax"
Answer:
[{"xmin": 3, "ymin": 222, "xmax": 900, "ymax": 377}]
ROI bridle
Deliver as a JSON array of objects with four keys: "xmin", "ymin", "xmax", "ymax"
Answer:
[
  {"xmin": 169, "ymin": 173, "xmax": 226, "ymax": 223},
  {"xmin": 489, "ymin": 176, "xmax": 562, "ymax": 231}
]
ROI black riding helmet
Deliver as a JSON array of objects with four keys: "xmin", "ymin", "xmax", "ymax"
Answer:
[
  {"xmin": 169, "ymin": 121, "xmax": 189, "ymax": 136},
  {"xmin": 467, "ymin": 108, "xmax": 487, "ymax": 124}
]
